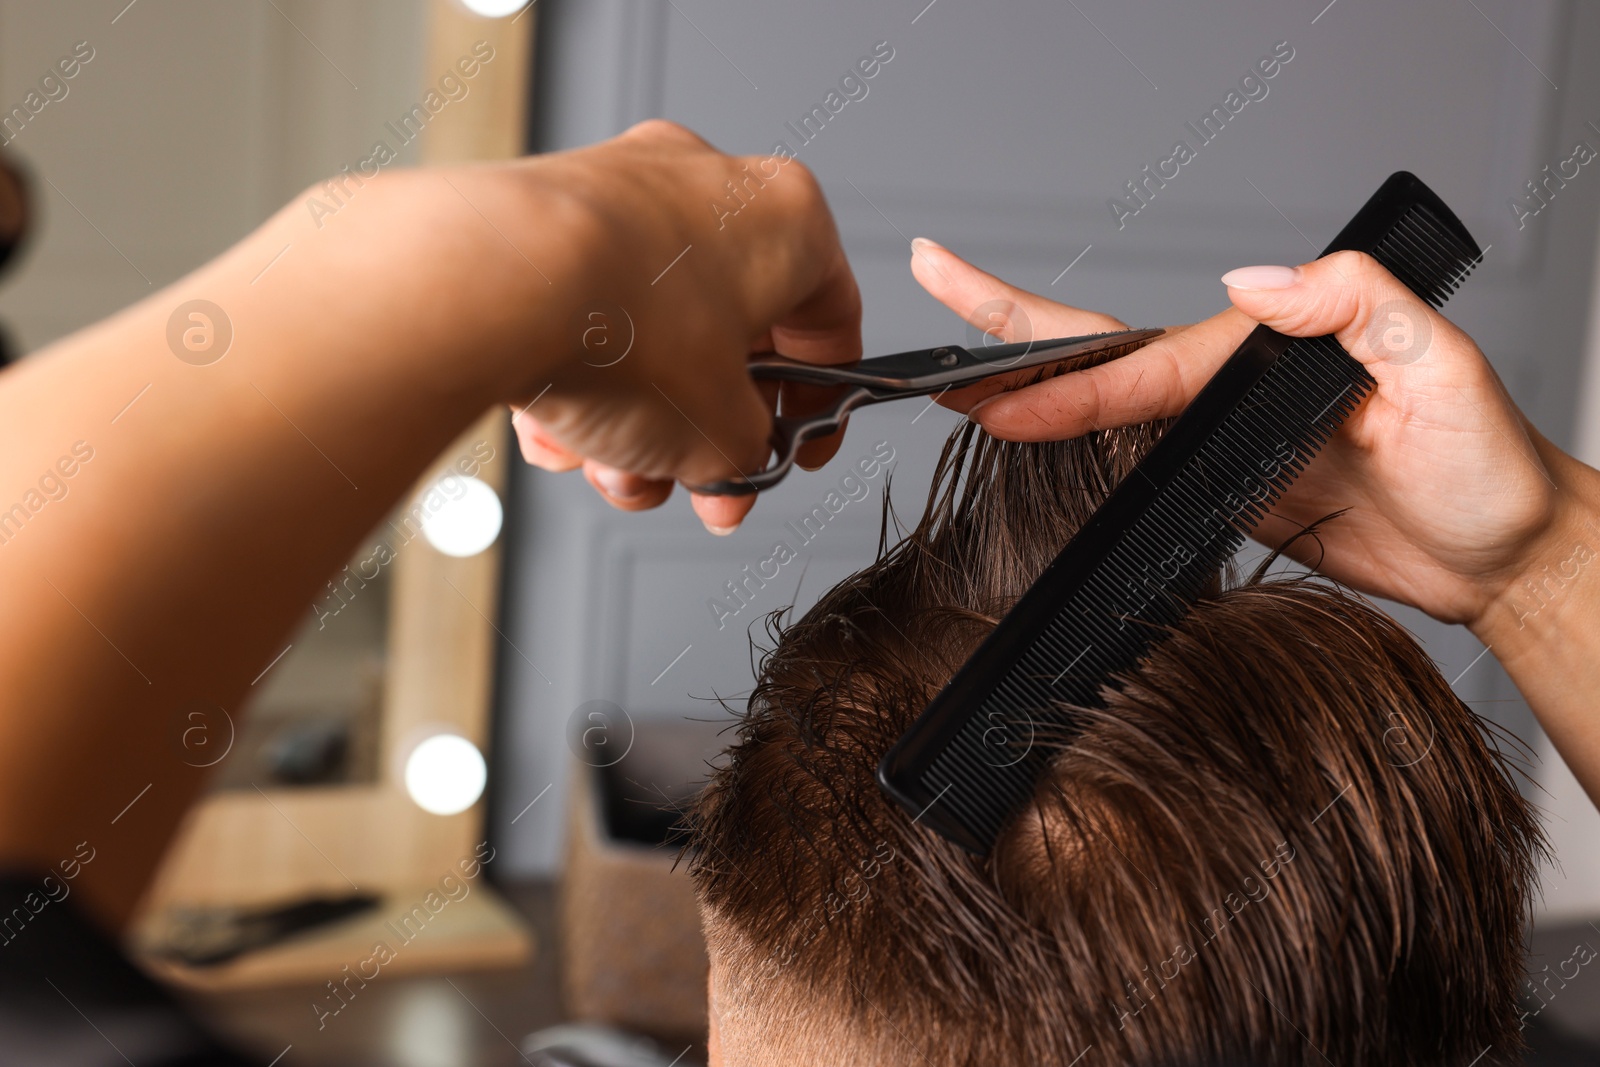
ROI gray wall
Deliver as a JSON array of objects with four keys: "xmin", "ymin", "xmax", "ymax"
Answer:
[{"xmin": 494, "ymin": 0, "xmax": 1600, "ymax": 924}]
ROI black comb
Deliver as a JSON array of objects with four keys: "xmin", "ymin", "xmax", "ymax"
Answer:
[{"xmin": 877, "ymin": 172, "xmax": 1482, "ymax": 854}]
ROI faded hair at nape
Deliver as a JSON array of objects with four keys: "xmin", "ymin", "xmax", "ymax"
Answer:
[{"xmin": 687, "ymin": 419, "xmax": 1542, "ymax": 1067}]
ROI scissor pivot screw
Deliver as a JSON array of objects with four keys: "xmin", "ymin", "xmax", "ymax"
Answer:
[{"xmin": 933, "ymin": 347, "xmax": 959, "ymax": 366}]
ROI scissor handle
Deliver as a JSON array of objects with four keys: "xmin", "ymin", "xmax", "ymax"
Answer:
[{"xmin": 687, "ymin": 386, "xmax": 875, "ymax": 496}]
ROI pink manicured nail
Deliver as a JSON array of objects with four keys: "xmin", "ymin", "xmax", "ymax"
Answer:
[
  {"xmin": 703, "ymin": 523, "xmax": 737, "ymax": 536},
  {"xmin": 1220, "ymin": 265, "xmax": 1301, "ymax": 290},
  {"xmin": 910, "ymin": 237, "xmax": 945, "ymax": 254}
]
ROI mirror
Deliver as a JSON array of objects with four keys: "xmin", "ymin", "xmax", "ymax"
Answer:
[{"xmin": 210, "ymin": 525, "xmax": 393, "ymax": 791}]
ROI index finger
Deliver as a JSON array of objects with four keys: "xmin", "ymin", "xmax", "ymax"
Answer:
[
  {"xmin": 967, "ymin": 307, "xmax": 1258, "ymax": 441},
  {"xmin": 907, "ymin": 238, "xmax": 1134, "ymax": 414}
]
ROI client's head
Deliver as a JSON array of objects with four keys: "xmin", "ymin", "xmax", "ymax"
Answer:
[{"xmin": 688, "ymin": 419, "xmax": 1543, "ymax": 1066}]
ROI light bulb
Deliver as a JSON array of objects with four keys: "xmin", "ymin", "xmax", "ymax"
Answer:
[
  {"xmin": 453, "ymin": 0, "xmax": 527, "ymax": 17},
  {"xmin": 404, "ymin": 733, "xmax": 487, "ymax": 816},
  {"xmin": 419, "ymin": 475, "xmax": 503, "ymax": 558}
]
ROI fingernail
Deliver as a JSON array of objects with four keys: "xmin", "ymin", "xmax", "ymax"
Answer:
[
  {"xmin": 967, "ymin": 393, "xmax": 1001, "ymax": 420},
  {"xmin": 703, "ymin": 522, "xmax": 737, "ymax": 536},
  {"xmin": 593, "ymin": 468, "xmax": 646, "ymax": 500},
  {"xmin": 910, "ymin": 237, "xmax": 945, "ymax": 255},
  {"xmin": 1220, "ymin": 265, "xmax": 1301, "ymax": 290}
]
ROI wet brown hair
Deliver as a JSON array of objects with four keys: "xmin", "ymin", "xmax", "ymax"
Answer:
[{"xmin": 688, "ymin": 416, "xmax": 1543, "ymax": 1066}]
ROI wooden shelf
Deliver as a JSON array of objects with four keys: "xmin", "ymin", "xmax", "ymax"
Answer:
[{"xmin": 138, "ymin": 882, "xmax": 532, "ymax": 993}]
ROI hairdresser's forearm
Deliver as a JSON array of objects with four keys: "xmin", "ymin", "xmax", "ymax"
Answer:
[
  {"xmin": 1473, "ymin": 438, "xmax": 1600, "ymax": 806},
  {"xmin": 0, "ymin": 171, "xmax": 577, "ymax": 927}
]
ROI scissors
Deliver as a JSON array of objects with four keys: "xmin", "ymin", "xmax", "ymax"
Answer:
[{"xmin": 690, "ymin": 328, "xmax": 1165, "ymax": 495}]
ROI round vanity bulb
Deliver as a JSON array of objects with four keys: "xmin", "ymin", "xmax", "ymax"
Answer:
[
  {"xmin": 404, "ymin": 733, "xmax": 487, "ymax": 816},
  {"xmin": 419, "ymin": 475, "xmax": 503, "ymax": 558},
  {"xmin": 453, "ymin": 0, "xmax": 527, "ymax": 17}
]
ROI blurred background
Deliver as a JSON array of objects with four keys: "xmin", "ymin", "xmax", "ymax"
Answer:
[{"xmin": 2, "ymin": 1, "xmax": 1599, "ymax": 1064}]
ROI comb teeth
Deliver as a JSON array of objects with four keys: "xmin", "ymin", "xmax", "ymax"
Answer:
[
  {"xmin": 1370, "ymin": 203, "xmax": 1482, "ymax": 308},
  {"xmin": 878, "ymin": 173, "xmax": 1482, "ymax": 855}
]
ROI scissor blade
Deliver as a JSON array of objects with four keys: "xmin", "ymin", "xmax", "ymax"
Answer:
[{"xmin": 747, "ymin": 328, "xmax": 1164, "ymax": 393}]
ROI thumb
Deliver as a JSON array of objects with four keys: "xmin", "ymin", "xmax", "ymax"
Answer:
[{"xmin": 1220, "ymin": 251, "xmax": 1475, "ymax": 382}]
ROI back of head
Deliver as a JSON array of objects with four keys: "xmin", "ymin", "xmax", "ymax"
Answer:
[{"xmin": 689, "ymin": 420, "xmax": 1541, "ymax": 1066}]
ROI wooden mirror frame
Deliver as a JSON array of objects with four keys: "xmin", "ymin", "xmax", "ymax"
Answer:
[{"xmin": 135, "ymin": 1, "xmax": 535, "ymax": 987}]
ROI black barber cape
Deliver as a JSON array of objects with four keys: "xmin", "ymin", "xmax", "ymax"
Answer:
[{"xmin": 0, "ymin": 874, "xmax": 256, "ymax": 1066}]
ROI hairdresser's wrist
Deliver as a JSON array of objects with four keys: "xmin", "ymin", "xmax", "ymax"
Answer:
[
  {"xmin": 1468, "ymin": 440, "xmax": 1600, "ymax": 657},
  {"xmin": 373, "ymin": 164, "xmax": 597, "ymax": 407},
  {"xmin": 244, "ymin": 165, "xmax": 592, "ymax": 415},
  {"xmin": 1468, "ymin": 442, "xmax": 1600, "ymax": 807}
]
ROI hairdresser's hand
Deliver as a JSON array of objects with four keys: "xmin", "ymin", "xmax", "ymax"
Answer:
[
  {"xmin": 0, "ymin": 121, "xmax": 857, "ymax": 922},
  {"xmin": 496, "ymin": 121, "xmax": 861, "ymax": 533},
  {"xmin": 910, "ymin": 239, "xmax": 1592, "ymax": 633}
]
